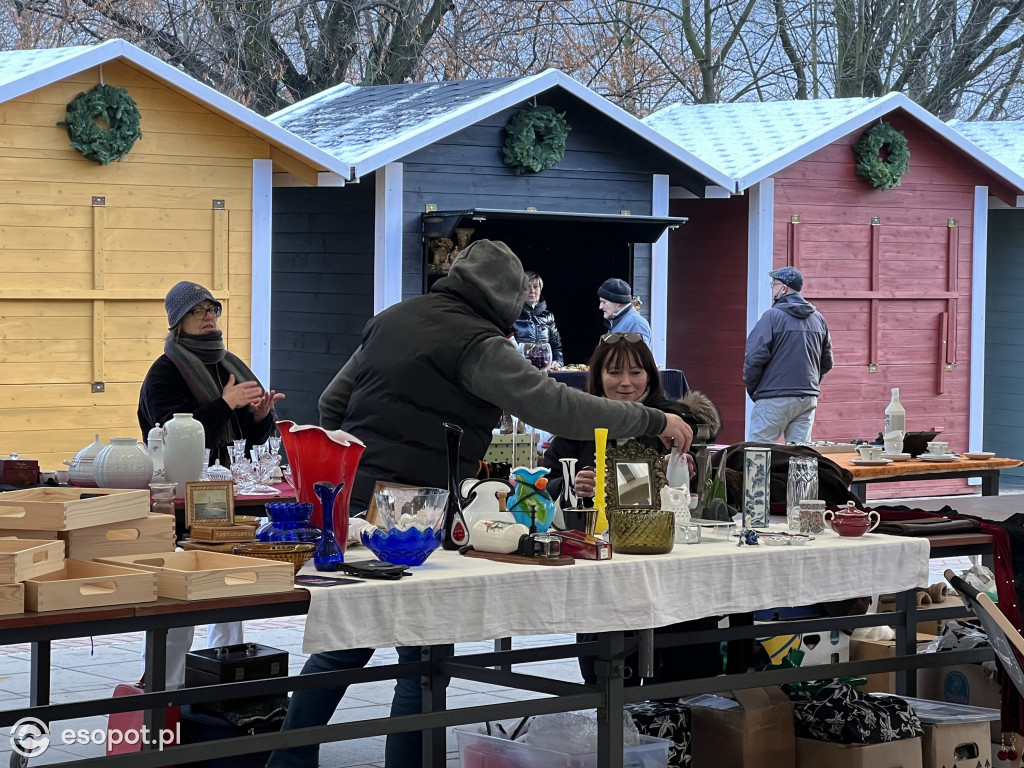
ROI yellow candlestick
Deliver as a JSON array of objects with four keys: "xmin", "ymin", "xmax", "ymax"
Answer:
[{"xmin": 594, "ymin": 428, "xmax": 608, "ymax": 534}]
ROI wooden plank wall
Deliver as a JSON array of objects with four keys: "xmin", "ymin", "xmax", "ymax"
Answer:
[
  {"xmin": 270, "ymin": 184, "xmax": 375, "ymax": 424},
  {"xmin": 666, "ymin": 197, "xmax": 749, "ymax": 444},
  {"xmin": 0, "ymin": 61, "xmax": 265, "ymax": 468},
  {"xmin": 400, "ymin": 95, "xmax": 665, "ymax": 361},
  {"xmin": 773, "ymin": 114, "xmax": 993, "ymax": 496},
  {"xmin": 984, "ymin": 209, "xmax": 1024, "ymax": 485}
]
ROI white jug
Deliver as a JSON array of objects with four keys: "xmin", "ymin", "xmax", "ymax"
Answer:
[{"xmin": 162, "ymin": 413, "xmax": 206, "ymax": 496}]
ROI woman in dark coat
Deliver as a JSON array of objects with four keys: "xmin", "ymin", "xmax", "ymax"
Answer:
[
  {"xmin": 541, "ymin": 332, "xmax": 724, "ymax": 687},
  {"xmin": 137, "ymin": 281, "xmax": 284, "ymax": 467},
  {"xmin": 512, "ymin": 271, "xmax": 564, "ymax": 369}
]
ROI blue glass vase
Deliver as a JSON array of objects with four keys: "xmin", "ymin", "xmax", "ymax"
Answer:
[
  {"xmin": 313, "ymin": 480, "xmax": 347, "ymax": 571},
  {"xmin": 257, "ymin": 502, "xmax": 321, "ymax": 543}
]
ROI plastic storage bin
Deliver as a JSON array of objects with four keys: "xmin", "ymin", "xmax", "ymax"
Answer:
[{"xmin": 455, "ymin": 725, "xmax": 670, "ymax": 768}]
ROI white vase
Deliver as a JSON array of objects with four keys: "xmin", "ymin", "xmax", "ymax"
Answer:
[
  {"xmin": 163, "ymin": 413, "xmax": 206, "ymax": 496},
  {"xmin": 94, "ymin": 438, "xmax": 154, "ymax": 489},
  {"xmin": 66, "ymin": 434, "xmax": 105, "ymax": 487}
]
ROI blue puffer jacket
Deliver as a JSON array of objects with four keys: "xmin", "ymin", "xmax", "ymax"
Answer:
[{"xmin": 512, "ymin": 300, "xmax": 564, "ymax": 365}]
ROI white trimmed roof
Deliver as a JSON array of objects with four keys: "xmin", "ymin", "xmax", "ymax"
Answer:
[
  {"xmin": 948, "ymin": 120, "xmax": 1024, "ymax": 178},
  {"xmin": 645, "ymin": 92, "xmax": 1024, "ymax": 195},
  {"xmin": 270, "ymin": 68, "xmax": 735, "ymax": 190},
  {"xmin": 0, "ymin": 39, "xmax": 352, "ymax": 179}
]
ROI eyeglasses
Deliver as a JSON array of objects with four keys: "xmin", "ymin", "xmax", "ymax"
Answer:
[
  {"xmin": 601, "ymin": 332, "xmax": 644, "ymax": 345},
  {"xmin": 188, "ymin": 304, "xmax": 222, "ymax": 319}
]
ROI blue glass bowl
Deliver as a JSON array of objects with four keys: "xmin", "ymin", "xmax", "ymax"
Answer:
[{"xmin": 361, "ymin": 526, "xmax": 443, "ymax": 567}]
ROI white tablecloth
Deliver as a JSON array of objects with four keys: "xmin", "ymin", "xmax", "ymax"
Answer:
[{"xmin": 300, "ymin": 526, "xmax": 930, "ymax": 654}]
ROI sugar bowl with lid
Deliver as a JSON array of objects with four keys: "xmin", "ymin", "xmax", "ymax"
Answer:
[{"xmin": 823, "ymin": 501, "xmax": 880, "ymax": 537}]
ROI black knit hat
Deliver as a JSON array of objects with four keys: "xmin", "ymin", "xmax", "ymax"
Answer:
[
  {"xmin": 165, "ymin": 281, "xmax": 221, "ymax": 328},
  {"xmin": 598, "ymin": 278, "xmax": 632, "ymax": 305}
]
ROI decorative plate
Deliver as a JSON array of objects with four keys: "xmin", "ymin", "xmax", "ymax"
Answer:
[
  {"xmin": 963, "ymin": 452, "xmax": 996, "ymax": 460},
  {"xmin": 850, "ymin": 458, "xmax": 893, "ymax": 466}
]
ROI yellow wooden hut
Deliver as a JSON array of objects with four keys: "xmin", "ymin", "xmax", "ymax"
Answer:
[{"xmin": 0, "ymin": 40, "xmax": 351, "ymax": 469}]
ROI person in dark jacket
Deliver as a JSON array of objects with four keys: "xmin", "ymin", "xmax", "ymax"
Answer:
[
  {"xmin": 137, "ymin": 281, "xmax": 283, "ymax": 467},
  {"xmin": 743, "ymin": 267, "xmax": 833, "ymax": 443},
  {"xmin": 512, "ymin": 271, "xmax": 564, "ymax": 368},
  {"xmin": 541, "ymin": 334, "xmax": 723, "ymax": 686},
  {"xmin": 598, "ymin": 277, "xmax": 652, "ymax": 346},
  {"xmin": 272, "ymin": 240, "xmax": 694, "ymax": 768},
  {"xmin": 543, "ymin": 333, "xmax": 722, "ymax": 507}
]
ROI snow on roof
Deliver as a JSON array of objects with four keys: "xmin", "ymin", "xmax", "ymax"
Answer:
[
  {"xmin": 644, "ymin": 97, "xmax": 882, "ymax": 185},
  {"xmin": 271, "ymin": 69, "xmax": 736, "ymax": 190},
  {"xmin": 0, "ymin": 40, "xmax": 351, "ymax": 179},
  {"xmin": 949, "ymin": 120, "xmax": 1024, "ymax": 178},
  {"xmin": 271, "ymin": 77, "xmax": 518, "ymax": 176},
  {"xmin": 644, "ymin": 94, "xmax": 1024, "ymax": 195}
]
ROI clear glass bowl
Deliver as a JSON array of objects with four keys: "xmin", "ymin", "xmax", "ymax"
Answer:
[{"xmin": 366, "ymin": 487, "xmax": 449, "ymax": 566}]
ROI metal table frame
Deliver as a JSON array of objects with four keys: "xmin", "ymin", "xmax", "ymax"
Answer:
[{"xmin": 0, "ymin": 536, "xmax": 994, "ymax": 768}]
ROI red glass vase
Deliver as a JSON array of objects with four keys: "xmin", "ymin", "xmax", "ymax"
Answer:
[{"xmin": 277, "ymin": 421, "xmax": 365, "ymax": 539}]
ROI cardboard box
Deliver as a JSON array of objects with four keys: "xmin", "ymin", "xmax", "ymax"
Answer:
[
  {"xmin": 923, "ymin": 722, "xmax": 992, "ymax": 768},
  {"xmin": 850, "ymin": 634, "xmax": 936, "ymax": 694},
  {"xmin": 917, "ymin": 665, "xmax": 1002, "ymax": 742},
  {"xmin": 690, "ymin": 687, "xmax": 795, "ymax": 768},
  {"xmin": 796, "ymin": 736, "xmax": 923, "ymax": 768}
]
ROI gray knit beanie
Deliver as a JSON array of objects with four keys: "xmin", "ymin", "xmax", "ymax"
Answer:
[
  {"xmin": 165, "ymin": 281, "xmax": 221, "ymax": 328},
  {"xmin": 597, "ymin": 278, "xmax": 632, "ymax": 305}
]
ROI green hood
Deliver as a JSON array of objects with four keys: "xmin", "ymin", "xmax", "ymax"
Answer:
[{"xmin": 430, "ymin": 239, "xmax": 527, "ymax": 333}]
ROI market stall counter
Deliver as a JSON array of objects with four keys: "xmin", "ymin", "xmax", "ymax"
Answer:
[{"xmin": 0, "ymin": 526, "xmax": 991, "ymax": 768}]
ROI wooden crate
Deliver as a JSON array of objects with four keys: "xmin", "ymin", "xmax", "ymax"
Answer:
[
  {"xmin": 0, "ymin": 528, "xmax": 57, "ymax": 539},
  {"xmin": 96, "ymin": 551, "xmax": 293, "ymax": 601},
  {"xmin": 0, "ymin": 488, "xmax": 149, "ymax": 531},
  {"xmin": 189, "ymin": 524, "xmax": 256, "ymax": 543},
  {"xmin": 60, "ymin": 515, "xmax": 175, "ymax": 561},
  {"xmin": 0, "ymin": 583, "xmax": 24, "ymax": 615},
  {"xmin": 24, "ymin": 559, "xmax": 157, "ymax": 612},
  {"xmin": 0, "ymin": 539, "xmax": 65, "ymax": 582}
]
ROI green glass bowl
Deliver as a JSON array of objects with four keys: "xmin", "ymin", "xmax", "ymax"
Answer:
[{"xmin": 608, "ymin": 508, "xmax": 675, "ymax": 555}]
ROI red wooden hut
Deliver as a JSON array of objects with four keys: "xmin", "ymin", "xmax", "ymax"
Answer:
[{"xmin": 646, "ymin": 94, "xmax": 1024, "ymax": 496}]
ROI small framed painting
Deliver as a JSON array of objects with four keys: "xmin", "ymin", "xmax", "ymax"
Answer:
[{"xmin": 185, "ymin": 481, "xmax": 235, "ymax": 529}]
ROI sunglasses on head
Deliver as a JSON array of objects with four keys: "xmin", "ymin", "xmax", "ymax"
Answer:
[{"xmin": 601, "ymin": 332, "xmax": 644, "ymax": 345}]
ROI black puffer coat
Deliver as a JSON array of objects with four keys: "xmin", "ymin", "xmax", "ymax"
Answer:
[{"xmin": 512, "ymin": 300, "xmax": 564, "ymax": 365}]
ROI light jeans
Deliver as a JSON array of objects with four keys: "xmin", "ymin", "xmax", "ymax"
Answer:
[
  {"xmin": 267, "ymin": 644, "xmax": 452, "ymax": 768},
  {"xmin": 749, "ymin": 396, "xmax": 818, "ymax": 444}
]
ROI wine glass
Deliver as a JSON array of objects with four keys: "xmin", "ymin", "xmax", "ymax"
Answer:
[{"xmin": 518, "ymin": 342, "xmax": 553, "ymax": 372}]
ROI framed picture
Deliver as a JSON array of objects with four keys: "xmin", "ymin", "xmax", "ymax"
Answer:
[{"xmin": 185, "ymin": 481, "xmax": 235, "ymax": 528}]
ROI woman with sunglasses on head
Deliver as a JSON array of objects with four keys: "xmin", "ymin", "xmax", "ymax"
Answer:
[
  {"xmin": 138, "ymin": 281, "xmax": 284, "ymax": 467},
  {"xmin": 543, "ymin": 332, "xmax": 721, "ymax": 506},
  {"xmin": 543, "ymin": 333, "xmax": 723, "ymax": 686}
]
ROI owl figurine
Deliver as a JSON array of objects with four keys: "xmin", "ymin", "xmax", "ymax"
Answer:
[{"xmin": 507, "ymin": 466, "xmax": 556, "ymax": 533}]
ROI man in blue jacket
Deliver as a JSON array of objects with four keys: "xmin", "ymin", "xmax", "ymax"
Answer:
[
  {"xmin": 744, "ymin": 267, "xmax": 833, "ymax": 443},
  {"xmin": 597, "ymin": 277, "xmax": 652, "ymax": 346}
]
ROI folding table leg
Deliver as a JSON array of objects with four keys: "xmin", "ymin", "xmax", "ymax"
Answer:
[
  {"xmin": 595, "ymin": 631, "xmax": 625, "ymax": 768},
  {"xmin": 894, "ymin": 589, "xmax": 916, "ymax": 696},
  {"xmin": 29, "ymin": 641, "xmax": 50, "ymax": 707},
  {"xmin": 420, "ymin": 644, "xmax": 448, "ymax": 768},
  {"xmin": 143, "ymin": 626, "xmax": 169, "ymax": 749}
]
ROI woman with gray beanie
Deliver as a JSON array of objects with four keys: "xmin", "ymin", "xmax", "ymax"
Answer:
[
  {"xmin": 138, "ymin": 281, "xmax": 284, "ymax": 467},
  {"xmin": 136, "ymin": 281, "xmax": 285, "ymax": 686}
]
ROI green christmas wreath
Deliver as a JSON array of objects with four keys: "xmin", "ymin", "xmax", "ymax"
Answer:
[
  {"xmin": 58, "ymin": 84, "xmax": 142, "ymax": 165},
  {"xmin": 853, "ymin": 122, "xmax": 910, "ymax": 190},
  {"xmin": 502, "ymin": 105, "xmax": 571, "ymax": 175}
]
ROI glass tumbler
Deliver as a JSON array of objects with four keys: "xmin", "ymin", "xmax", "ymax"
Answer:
[{"xmin": 787, "ymin": 457, "xmax": 818, "ymax": 531}]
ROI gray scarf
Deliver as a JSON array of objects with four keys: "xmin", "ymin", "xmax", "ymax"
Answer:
[{"xmin": 164, "ymin": 331, "xmax": 260, "ymax": 448}]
